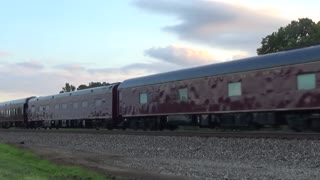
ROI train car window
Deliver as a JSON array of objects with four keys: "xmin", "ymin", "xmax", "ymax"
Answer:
[
  {"xmin": 31, "ymin": 107, "xmax": 35, "ymax": 113},
  {"xmin": 297, "ymin": 73, "xmax": 316, "ymax": 90},
  {"xmin": 95, "ymin": 99, "xmax": 102, "ymax": 107},
  {"xmin": 54, "ymin": 104, "xmax": 60, "ymax": 109},
  {"xmin": 178, "ymin": 88, "xmax": 188, "ymax": 101},
  {"xmin": 73, "ymin": 103, "xmax": 78, "ymax": 109},
  {"xmin": 62, "ymin": 104, "xmax": 67, "ymax": 109},
  {"xmin": 46, "ymin": 106, "xmax": 49, "ymax": 111},
  {"xmin": 228, "ymin": 82, "xmax": 242, "ymax": 96},
  {"xmin": 140, "ymin": 93, "xmax": 148, "ymax": 104},
  {"xmin": 82, "ymin": 101, "xmax": 88, "ymax": 108}
]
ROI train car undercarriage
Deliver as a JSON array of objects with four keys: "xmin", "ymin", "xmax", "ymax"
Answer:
[
  {"xmin": 1, "ymin": 110, "xmax": 320, "ymax": 132},
  {"xmin": 121, "ymin": 110, "xmax": 320, "ymax": 132}
]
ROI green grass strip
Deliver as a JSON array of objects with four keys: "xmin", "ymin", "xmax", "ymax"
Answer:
[{"xmin": 0, "ymin": 143, "xmax": 111, "ymax": 180}]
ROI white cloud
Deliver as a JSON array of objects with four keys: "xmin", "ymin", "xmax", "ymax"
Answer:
[
  {"xmin": 145, "ymin": 45, "xmax": 217, "ymax": 67},
  {"xmin": 0, "ymin": 51, "xmax": 11, "ymax": 58}
]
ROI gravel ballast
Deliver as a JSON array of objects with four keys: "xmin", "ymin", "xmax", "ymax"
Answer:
[{"xmin": 0, "ymin": 131, "xmax": 320, "ymax": 179}]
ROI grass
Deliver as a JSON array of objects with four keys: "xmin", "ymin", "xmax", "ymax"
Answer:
[{"xmin": 0, "ymin": 143, "xmax": 111, "ymax": 180}]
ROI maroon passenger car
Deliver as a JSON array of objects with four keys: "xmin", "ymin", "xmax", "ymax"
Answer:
[
  {"xmin": 28, "ymin": 83, "xmax": 119, "ymax": 128},
  {"xmin": 118, "ymin": 45, "xmax": 320, "ymax": 131}
]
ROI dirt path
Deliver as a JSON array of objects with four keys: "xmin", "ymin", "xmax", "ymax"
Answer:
[{"xmin": 15, "ymin": 144, "xmax": 188, "ymax": 180}]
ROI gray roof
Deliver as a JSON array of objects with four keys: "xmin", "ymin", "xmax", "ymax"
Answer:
[
  {"xmin": 0, "ymin": 98, "xmax": 29, "ymax": 106},
  {"xmin": 119, "ymin": 45, "xmax": 320, "ymax": 89},
  {"xmin": 29, "ymin": 84, "xmax": 119, "ymax": 102}
]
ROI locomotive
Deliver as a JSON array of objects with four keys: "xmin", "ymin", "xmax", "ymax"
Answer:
[{"xmin": 1, "ymin": 45, "xmax": 320, "ymax": 131}]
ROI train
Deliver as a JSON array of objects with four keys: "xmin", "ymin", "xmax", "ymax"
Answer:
[{"xmin": 1, "ymin": 45, "xmax": 320, "ymax": 131}]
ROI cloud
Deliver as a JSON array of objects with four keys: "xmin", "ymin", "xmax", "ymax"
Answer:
[
  {"xmin": 145, "ymin": 45, "xmax": 217, "ymax": 66},
  {"xmin": 0, "ymin": 60, "xmax": 180, "ymax": 101},
  {"xmin": 0, "ymin": 51, "xmax": 11, "ymax": 58},
  {"xmin": 134, "ymin": 0, "xmax": 288, "ymax": 51},
  {"xmin": 55, "ymin": 64, "xmax": 86, "ymax": 72},
  {"xmin": 231, "ymin": 51, "xmax": 250, "ymax": 61},
  {"xmin": 0, "ymin": 61, "xmax": 44, "ymax": 76},
  {"xmin": 16, "ymin": 61, "xmax": 44, "ymax": 69},
  {"xmin": 88, "ymin": 62, "xmax": 180, "ymax": 82}
]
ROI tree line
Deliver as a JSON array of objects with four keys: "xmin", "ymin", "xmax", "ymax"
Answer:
[
  {"xmin": 59, "ymin": 82, "xmax": 110, "ymax": 93},
  {"xmin": 257, "ymin": 18, "xmax": 320, "ymax": 55}
]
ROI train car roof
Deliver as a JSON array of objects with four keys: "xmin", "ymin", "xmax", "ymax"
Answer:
[
  {"xmin": 0, "ymin": 97, "xmax": 30, "ymax": 106},
  {"xmin": 29, "ymin": 83, "xmax": 119, "ymax": 102},
  {"xmin": 119, "ymin": 45, "xmax": 320, "ymax": 89}
]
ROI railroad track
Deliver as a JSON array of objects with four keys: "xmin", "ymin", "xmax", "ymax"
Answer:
[{"xmin": 1, "ymin": 128, "xmax": 320, "ymax": 140}]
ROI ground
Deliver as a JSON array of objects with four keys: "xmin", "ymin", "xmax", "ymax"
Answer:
[{"xmin": 17, "ymin": 144, "xmax": 187, "ymax": 180}]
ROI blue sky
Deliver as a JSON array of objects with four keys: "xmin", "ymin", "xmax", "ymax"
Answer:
[{"xmin": 1, "ymin": 0, "xmax": 320, "ymax": 101}]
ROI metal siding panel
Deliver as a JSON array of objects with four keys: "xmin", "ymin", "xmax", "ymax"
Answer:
[
  {"xmin": 0, "ymin": 100, "xmax": 26, "ymax": 123},
  {"xmin": 28, "ymin": 85, "xmax": 119, "ymax": 122},
  {"xmin": 119, "ymin": 61, "xmax": 320, "ymax": 117}
]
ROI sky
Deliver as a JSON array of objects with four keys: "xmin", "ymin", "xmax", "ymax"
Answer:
[{"xmin": 1, "ymin": 0, "xmax": 320, "ymax": 101}]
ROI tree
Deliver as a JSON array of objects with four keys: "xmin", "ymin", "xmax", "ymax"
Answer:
[
  {"xmin": 59, "ymin": 83, "xmax": 76, "ymax": 93},
  {"xmin": 77, "ymin": 84, "xmax": 88, "ymax": 90},
  {"xmin": 257, "ymin": 18, "xmax": 320, "ymax": 55},
  {"xmin": 60, "ymin": 82, "xmax": 110, "ymax": 92},
  {"xmin": 88, "ymin": 82, "xmax": 109, "ymax": 88},
  {"xmin": 76, "ymin": 82, "xmax": 110, "ymax": 90}
]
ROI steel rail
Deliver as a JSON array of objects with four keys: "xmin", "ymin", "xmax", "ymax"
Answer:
[{"xmin": 1, "ymin": 128, "xmax": 320, "ymax": 140}]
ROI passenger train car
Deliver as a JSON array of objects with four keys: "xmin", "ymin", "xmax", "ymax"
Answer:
[
  {"xmin": 0, "ymin": 97, "xmax": 34, "ymax": 128},
  {"xmin": 27, "ymin": 83, "xmax": 119, "ymax": 129},
  {"xmin": 119, "ymin": 45, "xmax": 320, "ymax": 131},
  {"xmin": 1, "ymin": 45, "xmax": 320, "ymax": 131}
]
